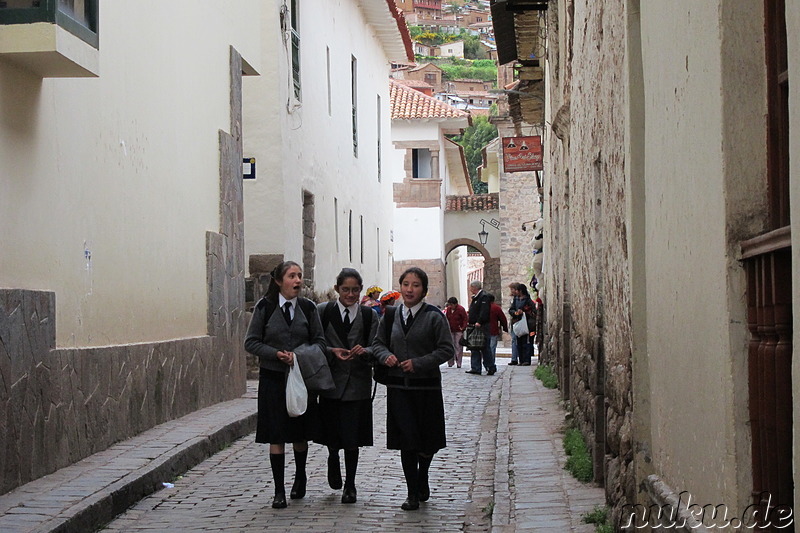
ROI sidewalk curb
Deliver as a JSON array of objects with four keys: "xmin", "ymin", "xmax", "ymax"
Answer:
[{"xmin": 42, "ymin": 412, "xmax": 257, "ymax": 533}]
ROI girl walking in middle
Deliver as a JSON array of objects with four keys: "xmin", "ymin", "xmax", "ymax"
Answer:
[
  {"xmin": 372, "ymin": 267, "xmax": 454, "ymax": 510},
  {"xmin": 315, "ymin": 268, "xmax": 378, "ymax": 504}
]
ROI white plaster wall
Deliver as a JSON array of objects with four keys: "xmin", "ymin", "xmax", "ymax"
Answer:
[
  {"xmin": 394, "ymin": 208, "xmax": 443, "ymax": 260},
  {"xmin": 444, "ymin": 210, "xmax": 499, "ymax": 258},
  {"xmin": 445, "ymin": 245, "xmax": 469, "ymax": 306},
  {"xmin": 0, "ymin": 1, "xmax": 260, "ymax": 347},
  {"xmin": 243, "ymin": 0, "xmax": 399, "ymax": 292},
  {"xmin": 640, "ymin": 1, "xmax": 744, "ymax": 505}
]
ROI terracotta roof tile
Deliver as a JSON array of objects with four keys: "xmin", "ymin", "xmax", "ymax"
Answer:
[
  {"xmin": 394, "ymin": 78, "xmax": 434, "ymax": 89},
  {"xmin": 390, "ymin": 79, "xmax": 469, "ymax": 120},
  {"xmin": 445, "ymin": 193, "xmax": 500, "ymax": 211}
]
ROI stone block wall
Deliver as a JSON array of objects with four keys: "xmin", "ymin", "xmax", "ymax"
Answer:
[
  {"xmin": 0, "ymin": 47, "xmax": 249, "ymax": 495},
  {"xmin": 496, "ymin": 115, "xmax": 542, "ymax": 323},
  {"xmin": 544, "ymin": 0, "xmax": 635, "ymax": 525},
  {"xmin": 392, "ymin": 258, "xmax": 446, "ymax": 308}
]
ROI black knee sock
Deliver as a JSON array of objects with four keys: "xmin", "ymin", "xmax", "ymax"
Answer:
[
  {"xmin": 294, "ymin": 449, "xmax": 308, "ymax": 480},
  {"xmin": 418, "ymin": 453, "xmax": 433, "ymax": 482},
  {"xmin": 328, "ymin": 446, "xmax": 340, "ymax": 463},
  {"xmin": 270, "ymin": 453, "xmax": 285, "ymax": 495},
  {"xmin": 344, "ymin": 449, "xmax": 359, "ymax": 489},
  {"xmin": 400, "ymin": 451, "xmax": 419, "ymax": 497}
]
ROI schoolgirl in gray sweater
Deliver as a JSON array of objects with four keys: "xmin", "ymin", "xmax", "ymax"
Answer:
[{"xmin": 372, "ymin": 267, "xmax": 454, "ymax": 511}]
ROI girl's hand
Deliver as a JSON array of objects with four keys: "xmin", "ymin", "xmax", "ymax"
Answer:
[
  {"xmin": 350, "ymin": 344, "xmax": 366, "ymax": 356},
  {"xmin": 399, "ymin": 359, "xmax": 415, "ymax": 373},
  {"xmin": 277, "ymin": 350, "xmax": 294, "ymax": 366},
  {"xmin": 331, "ymin": 347, "xmax": 352, "ymax": 361},
  {"xmin": 384, "ymin": 354, "xmax": 399, "ymax": 367}
]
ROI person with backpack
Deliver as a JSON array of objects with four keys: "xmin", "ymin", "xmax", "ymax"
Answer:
[
  {"xmin": 372, "ymin": 267, "xmax": 454, "ymax": 511},
  {"xmin": 314, "ymin": 268, "xmax": 378, "ymax": 504},
  {"xmin": 243, "ymin": 261, "xmax": 327, "ymax": 509}
]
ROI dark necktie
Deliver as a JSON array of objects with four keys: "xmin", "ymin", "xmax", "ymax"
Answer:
[
  {"xmin": 406, "ymin": 310, "xmax": 414, "ymax": 328},
  {"xmin": 282, "ymin": 302, "xmax": 292, "ymax": 326},
  {"xmin": 343, "ymin": 308, "xmax": 351, "ymax": 327}
]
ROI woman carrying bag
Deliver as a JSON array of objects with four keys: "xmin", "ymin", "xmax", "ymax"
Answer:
[
  {"xmin": 510, "ymin": 284, "xmax": 536, "ymax": 365},
  {"xmin": 244, "ymin": 261, "xmax": 327, "ymax": 509}
]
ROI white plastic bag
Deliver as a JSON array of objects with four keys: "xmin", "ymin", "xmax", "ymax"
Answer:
[
  {"xmin": 512, "ymin": 316, "xmax": 529, "ymax": 337},
  {"xmin": 286, "ymin": 359, "xmax": 307, "ymax": 417}
]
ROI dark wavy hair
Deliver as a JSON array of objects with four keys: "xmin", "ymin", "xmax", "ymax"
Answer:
[
  {"xmin": 265, "ymin": 261, "xmax": 301, "ymax": 300},
  {"xmin": 399, "ymin": 267, "xmax": 428, "ymax": 296}
]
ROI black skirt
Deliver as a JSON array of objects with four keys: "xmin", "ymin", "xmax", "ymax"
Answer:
[
  {"xmin": 256, "ymin": 368, "xmax": 319, "ymax": 444},
  {"xmin": 386, "ymin": 387, "xmax": 446, "ymax": 453},
  {"xmin": 316, "ymin": 397, "xmax": 373, "ymax": 449}
]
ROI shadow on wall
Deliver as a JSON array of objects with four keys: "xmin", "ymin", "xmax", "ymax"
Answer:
[{"xmin": 0, "ymin": 61, "xmax": 43, "ymax": 137}]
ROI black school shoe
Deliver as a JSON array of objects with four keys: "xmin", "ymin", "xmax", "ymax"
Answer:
[
  {"xmin": 401, "ymin": 494, "xmax": 420, "ymax": 511},
  {"xmin": 290, "ymin": 474, "xmax": 306, "ymax": 499},
  {"xmin": 272, "ymin": 491, "xmax": 287, "ymax": 509},
  {"xmin": 341, "ymin": 486, "xmax": 357, "ymax": 504}
]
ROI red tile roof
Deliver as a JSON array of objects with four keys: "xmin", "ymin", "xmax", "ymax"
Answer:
[
  {"xmin": 390, "ymin": 79, "xmax": 469, "ymax": 120},
  {"xmin": 394, "ymin": 78, "xmax": 434, "ymax": 89},
  {"xmin": 445, "ymin": 193, "xmax": 500, "ymax": 211}
]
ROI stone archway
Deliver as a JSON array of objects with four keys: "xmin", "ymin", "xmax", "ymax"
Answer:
[{"xmin": 444, "ymin": 238, "xmax": 501, "ymax": 300}]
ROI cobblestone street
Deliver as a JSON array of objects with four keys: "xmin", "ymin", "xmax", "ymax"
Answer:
[{"xmin": 102, "ymin": 368, "xmax": 498, "ymax": 532}]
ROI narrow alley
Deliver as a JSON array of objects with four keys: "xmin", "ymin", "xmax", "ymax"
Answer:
[{"xmin": 0, "ymin": 361, "xmax": 604, "ymax": 532}]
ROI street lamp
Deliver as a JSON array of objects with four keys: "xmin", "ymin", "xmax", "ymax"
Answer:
[{"xmin": 478, "ymin": 218, "xmax": 500, "ymax": 245}]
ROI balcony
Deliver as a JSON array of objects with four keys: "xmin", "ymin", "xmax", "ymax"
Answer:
[{"xmin": 0, "ymin": 0, "xmax": 99, "ymax": 77}]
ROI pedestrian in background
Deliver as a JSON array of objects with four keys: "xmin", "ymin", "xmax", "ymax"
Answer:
[
  {"xmin": 361, "ymin": 285, "xmax": 383, "ymax": 316},
  {"xmin": 244, "ymin": 261, "xmax": 327, "ymax": 509},
  {"xmin": 511, "ymin": 284, "xmax": 536, "ymax": 366},
  {"xmin": 379, "ymin": 289, "xmax": 400, "ymax": 315},
  {"xmin": 444, "ymin": 296, "xmax": 468, "ymax": 368},
  {"xmin": 507, "ymin": 282, "xmax": 522, "ymax": 365},
  {"xmin": 315, "ymin": 268, "xmax": 378, "ymax": 504},
  {"xmin": 372, "ymin": 267, "xmax": 453, "ymax": 510},
  {"xmin": 466, "ymin": 280, "xmax": 496, "ymax": 376},
  {"xmin": 487, "ymin": 294, "xmax": 508, "ymax": 365}
]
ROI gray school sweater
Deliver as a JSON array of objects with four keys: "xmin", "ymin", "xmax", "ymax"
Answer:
[
  {"xmin": 244, "ymin": 297, "xmax": 327, "ymax": 374},
  {"xmin": 371, "ymin": 302, "xmax": 454, "ymax": 388}
]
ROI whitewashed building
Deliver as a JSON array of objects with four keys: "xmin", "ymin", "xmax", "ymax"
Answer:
[
  {"xmin": 242, "ymin": 0, "xmax": 412, "ymax": 302},
  {"xmin": 389, "ymin": 79, "xmax": 491, "ymax": 306},
  {"xmin": 0, "ymin": 0, "xmax": 261, "ymax": 494}
]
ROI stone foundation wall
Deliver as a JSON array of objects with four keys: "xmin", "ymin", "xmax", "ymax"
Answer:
[
  {"xmin": 545, "ymin": 0, "xmax": 635, "ymax": 525},
  {"xmin": 0, "ymin": 47, "xmax": 248, "ymax": 495}
]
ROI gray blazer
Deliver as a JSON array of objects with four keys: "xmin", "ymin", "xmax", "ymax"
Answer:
[
  {"xmin": 372, "ymin": 303, "xmax": 453, "ymax": 388},
  {"xmin": 244, "ymin": 297, "xmax": 327, "ymax": 374},
  {"xmin": 318, "ymin": 302, "xmax": 378, "ymax": 401}
]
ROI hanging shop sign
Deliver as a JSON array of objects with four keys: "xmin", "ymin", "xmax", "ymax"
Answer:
[{"xmin": 502, "ymin": 136, "xmax": 543, "ymax": 172}]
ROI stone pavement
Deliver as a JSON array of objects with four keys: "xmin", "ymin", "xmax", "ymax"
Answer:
[{"xmin": 0, "ymin": 355, "xmax": 606, "ymax": 532}]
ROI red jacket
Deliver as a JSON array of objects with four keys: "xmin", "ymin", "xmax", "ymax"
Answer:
[
  {"xmin": 489, "ymin": 303, "xmax": 509, "ymax": 336},
  {"xmin": 445, "ymin": 304, "xmax": 468, "ymax": 332}
]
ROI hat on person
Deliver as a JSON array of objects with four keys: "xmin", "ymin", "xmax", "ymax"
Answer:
[
  {"xmin": 365, "ymin": 285, "xmax": 383, "ymax": 297},
  {"xmin": 379, "ymin": 290, "xmax": 400, "ymax": 303}
]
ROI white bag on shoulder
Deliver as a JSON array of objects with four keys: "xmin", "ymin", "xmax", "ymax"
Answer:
[{"xmin": 286, "ymin": 359, "xmax": 308, "ymax": 417}]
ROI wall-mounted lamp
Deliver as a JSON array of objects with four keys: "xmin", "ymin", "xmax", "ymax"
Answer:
[
  {"xmin": 479, "ymin": 218, "xmax": 500, "ymax": 245},
  {"xmin": 521, "ymin": 219, "xmax": 538, "ymax": 231}
]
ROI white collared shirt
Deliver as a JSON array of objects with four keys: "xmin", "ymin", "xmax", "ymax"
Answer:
[
  {"xmin": 336, "ymin": 300, "xmax": 359, "ymax": 322},
  {"xmin": 403, "ymin": 300, "xmax": 425, "ymax": 322},
  {"xmin": 278, "ymin": 293, "xmax": 298, "ymax": 320}
]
